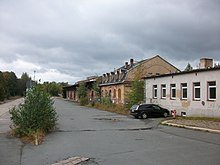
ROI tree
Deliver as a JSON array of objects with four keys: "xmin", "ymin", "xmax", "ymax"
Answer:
[
  {"xmin": 10, "ymin": 85, "xmax": 58, "ymax": 144},
  {"xmin": 77, "ymin": 82, "xmax": 87, "ymax": 98},
  {"xmin": 0, "ymin": 83, "xmax": 5, "ymax": 101},
  {"xmin": 126, "ymin": 79, "xmax": 144, "ymax": 108},
  {"xmin": 76, "ymin": 82, "xmax": 88, "ymax": 105},
  {"xmin": 184, "ymin": 63, "xmax": 193, "ymax": 71},
  {"xmin": 17, "ymin": 72, "xmax": 31, "ymax": 96},
  {"xmin": 2, "ymin": 72, "xmax": 17, "ymax": 98},
  {"xmin": 92, "ymin": 82, "xmax": 100, "ymax": 100},
  {"xmin": 0, "ymin": 72, "xmax": 6, "ymax": 101}
]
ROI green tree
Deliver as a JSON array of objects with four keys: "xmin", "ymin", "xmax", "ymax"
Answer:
[
  {"xmin": 92, "ymin": 82, "xmax": 101, "ymax": 102},
  {"xmin": 126, "ymin": 79, "xmax": 144, "ymax": 108},
  {"xmin": 77, "ymin": 82, "xmax": 87, "ymax": 98},
  {"xmin": 2, "ymin": 72, "xmax": 17, "ymax": 98},
  {"xmin": 184, "ymin": 63, "xmax": 193, "ymax": 71},
  {"xmin": 76, "ymin": 82, "xmax": 88, "ymax": 105},
  {"xmin": 48, "ymin": 82, "xmax": 62, "ymax": 96},
  {"xmin": 0, "ymin": 72, "xmax": 6, "ymax": 101},
  {"xmin": 0, "ymin": 83, "xmax": 5, "ymax": 101},
  {"xmin": 40, "ymin": 82, "xmax": 63, "ymax": 96},
  {"xmin": 17, "ymin": 72, "xmax": 31, "ymax": 96},
  {"xmin": 10, "ymin": 85, "xmax": 58, "ymax": 143}
]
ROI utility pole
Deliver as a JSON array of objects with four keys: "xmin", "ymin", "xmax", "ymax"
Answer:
[{"xmin": 34, "ymin": 70, "xmax": 36, "ymax": 81}]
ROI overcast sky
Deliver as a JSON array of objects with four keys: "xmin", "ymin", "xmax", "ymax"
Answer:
[{"xmin": 0, "ymin": 0, "xmax": 220, "ymax": 84}]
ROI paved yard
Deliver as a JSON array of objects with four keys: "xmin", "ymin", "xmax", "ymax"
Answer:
[{"xmin": 0, "ymin": 98, "xmax": 220, "ymax": 165}]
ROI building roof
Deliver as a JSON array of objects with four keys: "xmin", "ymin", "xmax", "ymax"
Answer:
[
  {"xmin": 99, "ymin": 55, "xmax": 180, "ymax": 86},
  {"xmin": 144, "ymin": 66, "xmax": 220, "ymax": 79}
]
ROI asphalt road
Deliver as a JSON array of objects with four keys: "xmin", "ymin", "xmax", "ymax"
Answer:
[{"xmin": 1, "ymin": 98, "xmax": 220, "ymax": 165}]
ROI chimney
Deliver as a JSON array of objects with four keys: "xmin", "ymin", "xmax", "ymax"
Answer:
[
  {"xmin": 125, "ymin": 62, "xmax": 128, "ymax": 69},
  {"xmin": 130, "ymin": 59, "xmax": 134, "ymax": 66},
  {"xmin": 199, "ymin": 58, "xmax": 213, "ymax": 69}
]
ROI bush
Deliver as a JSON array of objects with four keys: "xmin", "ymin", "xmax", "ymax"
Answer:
[
  {"xmin": 9, "ymin": 86, "xmax": 58, "ymax": 143},
  {"xmin": 80, "ymin": 96, "xmax": 88, "ymax": 106},
  {"xmin": 94, "ymin": 103, "xmax": 129, "ymax": 115},
  {"xmin": 102, "ymin": 97, "xmax": 112, "ymax": 107}
]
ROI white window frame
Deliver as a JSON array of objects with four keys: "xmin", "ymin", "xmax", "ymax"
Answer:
[
  {"xmin": 161, "ymin": 84, "xmax": 166, "ymax": 99},
  {"xmin": 181, "ymin": 83, "xmax": 187, "ymax": 100},
  {"xmin": 153, "ymin": 85, "xmax": 157, "ymax": 99},
  {"xmin": 208, "ymin": 81, "xmax": 216, "ymax": 101},
  {"xmin": 170, "ymin": 84, "xmax": 176, "ymax": 100},
  {"xmin": 193, "ymin": 82, "xmax": 200, "ymax": 100}
]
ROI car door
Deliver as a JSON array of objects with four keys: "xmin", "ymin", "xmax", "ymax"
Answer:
[
  {"xmin": 144, "ymin": 104, "xmax": 154, "ymax": 116},
  {"xmin": 152, "ymin": 105, "xmax": 162, "ymax": 117},
  {"xmin": 139, "ymin": 104, "xmax": 151, "ymax": 115}
]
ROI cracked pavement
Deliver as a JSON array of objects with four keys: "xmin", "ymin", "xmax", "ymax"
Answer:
[{"xmin": 1, "ymin": 98, "xmax": 220, "ymax": 165}]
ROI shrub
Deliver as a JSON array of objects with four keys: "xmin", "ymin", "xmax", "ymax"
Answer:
[
  {"xmin": 102, "ymin": 97, "xmax": 112, "ymax": 107},
  {"xmin": 9, "ymin": 85, "xmax": 58, "ymax": 143},
  {"xmin": 94, "ymin": 103, "xmax": 129, "ymax": 115},
  {"xmin": 80, "ymin": 96, "xmax": 88, "ymax": 106}
]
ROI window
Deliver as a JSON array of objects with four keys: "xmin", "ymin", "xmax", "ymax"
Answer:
[
  {"xmin": 105, "ymin": 90, "xmax": 108, "ymax": 97},
  {"xmin": 170, "ymin": 84, "xmax": 176, "ymax": 99},
  {"xmin": 208, "ymin": 81, "xmax": 216, "ymax": 100},
  {"xmin": 118, "ymin": 89, "xmax": 121, "ymax": 99},
  {"xmin": 153, "ymin": 85, "xmax": 157, "ymax": 98},
  {"xmin": 113, "ymin": 89, "xmax": 116, "ymax": 98},
  {"xmin": 181, "ymin": 83, "xmax": 187, "ymax": 100},
  {"xmin": 193, "ymin": 82, "xmax": 200, "ymax": 100},
  {"xmin": 152, "ymin": 105, "xmax": 160, "ymax": 110},
  {"xmin": 109, "ymin": 90, "xmax": 112, "ymax": 98},
  {"xmin": 161, "ymin": 84, "xmax": 166, "ymax": 99}
]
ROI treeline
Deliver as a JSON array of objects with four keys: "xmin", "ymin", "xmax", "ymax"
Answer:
[
  {"xmin": 0, "ymin": 71, "xmax": 67, "ymax": 101},
  {"xmin": 38, "ymin": 81, "xmax": 68, "ymax": 97}
]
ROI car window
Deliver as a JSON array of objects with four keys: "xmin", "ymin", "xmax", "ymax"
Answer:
[
  {"xmin": 138, "ymin": 105, "xmax": 145, "ymax": 110},
  {"xmin": 139, "ymin": 104, "xmax": 152, "ymax": 110},
  {"xmin": 131, "ymin": 105, "xmax": 138, "ymax": 110},
  {"xmin": 152, "ymin": 105, "xmax": 160, "ymax": 110},
  {"xmin": 145, "ymin": 105, "xmax": 152, "ymax": 109}
]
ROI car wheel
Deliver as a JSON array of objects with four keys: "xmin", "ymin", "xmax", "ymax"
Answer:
[
  {"xmin": 141, "ymin": 113, "xmax": 148, "ymax": 119},
  {"xmin": 163, "ymin": 112, "xmax": 168, "ymax": 118}
]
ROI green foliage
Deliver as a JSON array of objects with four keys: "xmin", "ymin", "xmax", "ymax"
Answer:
[
  {"xmin": 0, "ymin": 72, "xmax": 5, "ymax": 101},
  {"xmin": 77, "ymin": 82, "xmax": 87, "ymax": 98},
  {"xmin": 76, "ymin": 82, "xmax": 89, "ymax": 106},
  {"xmin": 184, "ymin": 63, "xmax": 193, "ymax": 71},
  {"xmin": 0, "ymin": 83, "xmax": 5, "ymax": 101},
  {"xmin": 92, "ymin": 82, "xmax": 100, "ymax": 96},
  {"xmin": 94, "ymin": 103, "xmax": 129, "ymax": 115},
  {"xmin": 102, "ymin": 97, "xmax": 112, "ymax": 107},
  {"xmin": 2, "ymin": 71, "xmax": 17, "ymax": 98},
  {"xmin": 40, "ymin": 82, "xmax": 63, "ymax": 96},
  {"xmin": 79, "ymin": 96, "xmax": 89, "ymax": 106},
  {"xmin": 9, "ymin": 85, "xmax": 58, "ymax": 137},
  {"xmin": 17, "ymin": 72, "xmax": 31, "ymax": 96},
  {"xmin": 126, "ymin": 79, "xmax": 144, "ymax": 108}
]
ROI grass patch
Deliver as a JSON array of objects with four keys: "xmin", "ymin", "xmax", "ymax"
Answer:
[
  {"xmin": 10, "ymin": 129, "xmax": 46, "ymax": 145},
  {"xmin": 93, "ymin": 103, "xmax": 129, "ymax": 116},
  {"xmin": 176, "ymin": 116, "xmax": 220, "ymax": 122}
]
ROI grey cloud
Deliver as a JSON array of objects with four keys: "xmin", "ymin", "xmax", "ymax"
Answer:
[{"xmin": 0, "ymin": 0, "xmax": 220, "ymax": 82}]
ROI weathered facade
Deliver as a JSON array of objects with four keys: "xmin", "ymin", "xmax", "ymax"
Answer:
[
  {"xmin": 99, "ymin": 55, "xmax": 180, "ymax": 104},
  {"xmin": 144, "ymin": 58, "xmax": 220, "ymax": 117},
  {"xmin": 64, "ymin": 76, "xmax": 101, "ymax": 102}
]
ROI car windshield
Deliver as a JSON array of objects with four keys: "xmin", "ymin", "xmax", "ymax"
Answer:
[{"xmin": 130, "ymin": 105, "xmax": 138, "ymax": 110}]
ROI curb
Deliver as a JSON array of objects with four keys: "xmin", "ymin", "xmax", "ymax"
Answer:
[{"xmin": 161, "ymin": 120, "xmax": 220, "ymax": 134}]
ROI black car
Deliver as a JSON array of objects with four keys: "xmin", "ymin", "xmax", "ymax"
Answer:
[{"xmin": 130, "ymin": 104, "xmax": 170, "ymax": 119}]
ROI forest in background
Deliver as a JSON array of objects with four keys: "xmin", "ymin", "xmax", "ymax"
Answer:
[{"xmin": 0, "ymin": 71, "xmax": 67, "ymax": 101}]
